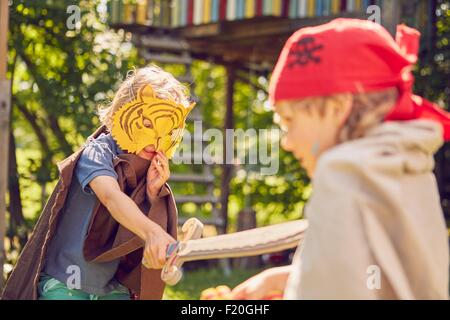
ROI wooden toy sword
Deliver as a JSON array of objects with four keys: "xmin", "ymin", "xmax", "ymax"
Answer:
[{"xmin": 160, "ymin": 219, "xmax": 308, "ymax": 285}]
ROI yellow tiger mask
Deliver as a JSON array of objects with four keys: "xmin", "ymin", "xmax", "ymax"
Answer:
[{"xmin": 111, "ymin": 84, "xmax": 195, "ymax": 158}]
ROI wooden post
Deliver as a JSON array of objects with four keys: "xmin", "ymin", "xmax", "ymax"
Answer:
[
  {"xmin": 219, "ymin": 64, "xmax": 235, "ymax": 235},
  {"xmin": 0, "ymin": 0, "xmax": 11, "ymax": 290},
  {"xmin": 381, "ymin": 0, "xmax": 401, "ymax": 35},
  {"xmin": 234, "ymin": 208, "xmax": 261, "ymax": 269},
  {"xmin": 217, "ymin": 64, "xmax": 236, "ymax": 275}
]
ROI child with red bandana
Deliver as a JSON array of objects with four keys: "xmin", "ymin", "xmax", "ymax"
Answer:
[{"xmin": 231, "ymin": 19, "xmax": 450, "ymax": 300}]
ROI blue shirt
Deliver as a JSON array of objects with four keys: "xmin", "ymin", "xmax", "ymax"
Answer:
[{"xmin": 43, "ymin": 133, "xmax": 126, "ymax": 295}]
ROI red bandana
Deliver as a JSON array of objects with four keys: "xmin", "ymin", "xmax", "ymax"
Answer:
[{"xmin": 269, "ymin": 18, "xmax": 450, "ymax": 140}]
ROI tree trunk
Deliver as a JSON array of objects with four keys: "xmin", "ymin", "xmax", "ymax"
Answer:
[
  {"xmin": 14, "ymin": 99, "xmax": 52, "ymax": 156},
  {"xmin": 7, "ymin": 52, "xmax": 27, "ymax": 249},
  {"xmin": 7, "ymin": 129, "xmax": 27, "ymax": 248},
  {"xmin": 48, "ymin": 115, "xmax": 73, "ymax": 156}
]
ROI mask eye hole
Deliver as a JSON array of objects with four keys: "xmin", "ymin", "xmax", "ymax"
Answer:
[{"xmin": 143, "ymin": 117, "xmax": 153, "ymax": 129}]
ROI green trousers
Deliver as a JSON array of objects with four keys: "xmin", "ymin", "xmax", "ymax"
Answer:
[{"xmin": 38, "ymin": 274, "xmax": 131, "ymax": 300}]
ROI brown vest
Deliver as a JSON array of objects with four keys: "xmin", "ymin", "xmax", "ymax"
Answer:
[{"xmin": 1, "ymin": 126, "xmax": 178, "ymax": 300}]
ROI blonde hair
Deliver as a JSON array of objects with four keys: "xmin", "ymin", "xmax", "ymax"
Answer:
[
  {"xmin": 338, "ymin": 88, "xmax": 398, "ymax": 142},
  {"xmin": 290, "ymin": 88, "xmax": 399, "ymax": 143},
  {"xmin": 98, "ymin": 65, "xmax": 191, "ymax": 130}
]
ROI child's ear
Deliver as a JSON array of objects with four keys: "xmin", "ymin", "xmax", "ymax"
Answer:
[
  {"xmin": 139, "ymin": 85, "xmax": 156, "ymax": 99},
  {"xmin": 333, "ymin": 94, "xmax": 353, "ymax": 127}
]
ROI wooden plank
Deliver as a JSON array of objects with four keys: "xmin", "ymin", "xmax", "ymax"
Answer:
[
  {"xmin": 180, "ymin": 17, "xmax": 293, "ymax": 39},
  {"xmin": 273, "ymin": 0, "xmax": 282, "ymax": 16},
  {"xmin": 227, "ymin": 0, "xmax": 237, "ymax": 20},
  {"xmin": 171, "ymin": 0, "xmax": 179, "ymax": 27},
  {"xmin": 307, "ymin": 0, "xmax": 315, "ymax": 17},
  {"xmin": 194, "ymin": 0, "xmax": 202, "ymax": 25},
  {"xmin": 220, "ymin": 65, "xmax": 235, "ymax": 234},
  {"xmin": 177, "ymin": 74, "xmax": 194, "ymax": 83},
  {"xmin": 0, "ymin": 0, "xmax": 8, "ymax": 78},
  {"xmin": 172, "ymin": 151, "xmax": 216, "ymax": 164},
  {"xmin": 187, "ymin": 0, "xmax": 194, "ymax": 25},
  {"xmin": 381, "ymin": 0, "xmax": 401, "ymax": 35},
  {"xmin": 237, "ymin": 0, "xmax": 245, "ymax": 19},
  {"xmin": 180, "ymin": 0, "xmax": 188, "ymax": 26},
  {"xmin": 186, "ymin": 36, "xmax": 286, "ymax": 67},
  {"xmin": 176, "ymin": 195, "xmax": 220, "ymax": 204},
  {"xmin": 211, "ymin": 0, "xmax": 220, "ymax": 22},
  {"xmin": 316, "ymin": 0, "xmax": 323, "ymax": 16},
  {"xmin": 136, "ymin": 34, "xmax": 189, "ymax": 51},
  {"xmin": 177, "ymin": 23, "xmax": 221, "ymax": 38},
  {"xmin": 139, "ymin": 50, "xmax": 193, "ymax": 64},
  {"xmin": 289, "ymin": 0, "xmax": 298, "ymax": 18},
  {"xmin": 263, "ymin": 0, "xmax": 273, "ymax": 16},
  {"xmin": 331, "ymin": 0, "xmax": 340, "ymax": 14},
  {"xmin": 203, "ymin": 0, "xmax": 212, "ymax": 24},
  {"xmin": 220, "ymin": 0, "xmax": 228, "ymax": 20},
  {"xmin": 181, "ymin": 15, "xmax": 354, "ymax": 41},
  {"xmin": 178, "ymin": 215, "xmax": 225, "ymax": 226},
  {"xmin": 347, "ymin": 0, "xmax": 355, "ymax": 11},
  {"xmin": 323, "ymin": 0, "xmax": 331, "ymax": 15},
  {"xmin": 245, "ymin": 0, "xmax": 256, "ymax": 19},
  {"xmin": 177, "ymin": 15, "xmax": 299, "ymax": 39},
  {"xmin": 298, "ymin": 0, "xmax": 308, "ymax": 17},
  {"xmin": 0, "ymin": 80, "xmax": 10, "ymax": 291},
  {"xmin": 0, "ymin": 0, "xmax": 10, "ymax": 291},
  {"xmin": 169, "ymin": 174, "xmax": 215, "ymax": 183},
  {"xmin": 136, "ymin": 0, "xmax": 148, "ymax": 25}
]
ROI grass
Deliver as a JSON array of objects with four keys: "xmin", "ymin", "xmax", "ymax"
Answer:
[{"xmin": 163, "ymin": 267, "xmax": 264, "ymax": 300}]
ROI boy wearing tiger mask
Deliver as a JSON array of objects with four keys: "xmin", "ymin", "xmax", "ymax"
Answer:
[{"xmin": 2, "ymin": 66, "xmax": 195, "ymax": 300}]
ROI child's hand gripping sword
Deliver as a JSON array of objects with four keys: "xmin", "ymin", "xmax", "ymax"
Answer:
[
  {"xmin": 142, "ymin": 218, "xmax": 204, "ymax": 272},
  {"xmin": 161, "ymin": 219, "xmax": 309, "ymax": 286},
  {"xmin": 160, "ymin": 218, "xmax": 205, "ymax": 285}
]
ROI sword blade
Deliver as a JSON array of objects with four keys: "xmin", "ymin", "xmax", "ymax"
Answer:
[{"xmin": 177, "ymin": 220, "xmax": 308, "ymax": 262}]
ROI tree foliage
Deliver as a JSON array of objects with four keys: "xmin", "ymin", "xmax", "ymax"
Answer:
[
  {"xmin": 7, "ymin": 0, "xmax": 139, "ymax": 255},
  {"xmin": 5, "ymin": 0, "xmax": 450, "ymax": 265}
]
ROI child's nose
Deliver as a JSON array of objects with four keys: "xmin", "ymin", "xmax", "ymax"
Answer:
[{"xmin": 281, "ymin": 135, "xmax": 292, "ymax": 152}]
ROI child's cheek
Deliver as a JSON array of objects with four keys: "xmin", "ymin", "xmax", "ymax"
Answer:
[{"xmin": 294, "ymin": 126, "xmax": 315, "ymax": 160}]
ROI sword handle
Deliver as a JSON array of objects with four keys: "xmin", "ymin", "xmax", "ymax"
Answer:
[
  {"xmin": 181, "ymin": 217, "xmax": 204, "ymax": 241},
  {"xmin": 161, "ymin": 218, "xmax": 204, "ymax": 285}
]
